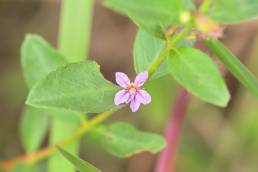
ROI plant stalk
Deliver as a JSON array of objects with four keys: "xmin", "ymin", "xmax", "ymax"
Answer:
[
  {"xmin": 147, "ymin": 24, "xmax": 193, "ymax": 76},
  {"xmin": 155, "ymin": 88, "xmax": 190, "ymax": 172}
]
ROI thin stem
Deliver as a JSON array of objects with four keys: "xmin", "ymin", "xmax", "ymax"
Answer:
[
  {"xmin": 147, "ymin": 45, "xmax": 170, "ymax": 76},
  {"xmin": 0, "ymin": 110, "xmax": 113, "ymax": 171},
  {"xmin": 172, "ymin": 24, "xmax": 194, "ymax": 46},
  {"xmin": 147, "ymin": 24, "xmax": 193, "ymax": 76},
  {"xmin": 155, "ymin": 88, "xmax": 190, "ymax": 172}
]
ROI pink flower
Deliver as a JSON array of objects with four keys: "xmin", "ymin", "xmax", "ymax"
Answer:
[{"xmin": 114, "ymin": 71, "xmax": 152, "ymax": 112}]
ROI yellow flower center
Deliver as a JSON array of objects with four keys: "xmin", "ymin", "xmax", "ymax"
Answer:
[{"xmin": 127, "ymin": 83, "xmax": 137, "ymax": 90}]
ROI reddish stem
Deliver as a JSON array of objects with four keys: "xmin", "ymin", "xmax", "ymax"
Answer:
[{"xmin": 155, "ymin": 88, "xmax": 190, "ymax": 172}]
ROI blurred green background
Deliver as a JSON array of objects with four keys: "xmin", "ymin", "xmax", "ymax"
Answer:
[{"xmin": 0, "ymin": 0, "xmax": 258, "ymax": 172}]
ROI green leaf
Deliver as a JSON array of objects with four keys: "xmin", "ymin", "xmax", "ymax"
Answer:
[
  {"xmin": 26, "ymin": 61, "xmax": 120, "ymax": 113},
  {"xmin": 19, "ymin": 106, "xmax": 48, "ymax": 152},
  {"xmin": 209, "ymin": 0, "xmax": 258, "ymax": 24},
  {"xmin": 133, "ymin": 29, "xmax": 195, "ymax": 80},
  {"xmin": 95, "ymin": 122, "xmax": 166, "ymax": 157},
  {"xmin": 21, "ymin": 34, "xmax": 83, "ymax": 122},
  {"xmin": 168, "ymin": 47, "xmax": 230, "ymax": 107},
  {"xmin": 48, "ymin": 108, "xmax": 84, "ymax": 123},
  {"xmin": 205, "ymin": 38, "xmax": 258, "ymax": 98},
  {"xmin": 21, "ymin": 34, "xmax": 67, "ymax": 88},
  {"xmin": 133, "ymin": 29, "xmax": 168, "ymax": 79},
  {"xmin": 58, "ymin": 0, "xmax": 93, "ymax": 62},
  {"xmin": 57, "ymin": 146, "xmax": 101, "ymax": 172},
  {"xmin": 104, "ymin": 0, "xmax": 186, "ymax": 38}
]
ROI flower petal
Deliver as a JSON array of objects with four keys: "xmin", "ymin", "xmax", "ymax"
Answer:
[
  {"xmin": 126, "ymin": 88, "xmax": 137, "ymax": 103},
  {"xmin": 126, "ymin": 95, "xmax": 133, "ymax": 104},
  {"xmin": 116, "ymin": 72, "xmax": 130, "ymax": 88},
  {"xmin": 114, "ymin": 90, "xmax": 130, "ymax": 105},
  {"xmin": 129, "ymin": 88, "xmax": 137, "ymax": 96},
  {"xmin": 136, "ymin": 90, "xmax": 152, "ymax": 104},
  {"xmin": 130, "ymin": 98, "xmax": 141, "ymax": 112},
  {"xmin": 134, "ymin": 71, "xmax": 148, "ymax": 87}
]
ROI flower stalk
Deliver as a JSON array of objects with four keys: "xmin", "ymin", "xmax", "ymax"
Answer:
[{"xmin": 147, "ymin": 23, "xmax": 194, "ymax": 76}]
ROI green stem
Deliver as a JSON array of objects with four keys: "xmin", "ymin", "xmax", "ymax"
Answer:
[
  {"xmin": 147, "ymin": 24, "xmax": 193, "ymax": 77},
  {"xmin": 147, "ymin": 45, "xmax": 170, "ymax": 76},
  {"xmin": 58, "ymin": 0, "xmax": 93, "ymax": 62},
  {"xmin": 59, "ymin": 110, "xmax": 113, "ymax": 146},
  {"xmin": 171, "ymin": 24, "xmax": 193, "ymax": 46}
]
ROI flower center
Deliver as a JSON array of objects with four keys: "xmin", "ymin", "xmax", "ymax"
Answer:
[
  {"xmin": 126, "ymin": 83, "xmax": 139, "ymax": 91},
  {"xmin": 127, "ymin": 83, "xmax": 137, "ymax": 90}
]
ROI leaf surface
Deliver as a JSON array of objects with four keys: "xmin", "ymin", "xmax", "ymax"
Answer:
[
  {"xmin": 168, "ymin": 47, "xmax": 230, "ymax": 106},
  {"xmin": 27, "ymin": 61, "xmax": 120, "ymax": 113},
  {"xmin": 96, "ymin": 122, "xmax": 166, "ymax": 157}
]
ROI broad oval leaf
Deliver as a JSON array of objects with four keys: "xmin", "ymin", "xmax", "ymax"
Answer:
[
  {"xmin": 133, "ymin": 29, "xmax": 168, "ymax": 79},
  {"xmin": 96, "ymin": 122, "xmax": 166, "ymax": 157},
  {"xmin": 209, "ymin": 0, "xmax": 258, "ymax": 24},
  {"xmin": 104, "ymin": 0, "xmax": 186, "ymax": 38},
  {"xmin": 21, "ymin": 34, "xmax": 83, "ymax": 122},
  {"xmin": 26, "ymin": 61, "xmax": 120, "ymax": 113},
  {"xmin": 168, "ymin": 47, "xmax": 230, "ymax": 107},
  {"xmin": 19, "ymin": 107, "xmax": 48, "ymax": 152},
  {"xmin": 21, "ymin": 34, "xmax": 67, "ymax": 88},
  {"xmin": 57, "ymin": 146, "xmax": 101, "ymax": 172}
]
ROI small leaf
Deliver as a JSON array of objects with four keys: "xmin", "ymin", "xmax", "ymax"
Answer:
[
  {"xmin": 19, "ymin": 106, "xmax": 48, "ymax": 152},
  {"xmin": 26, "ymin": 61, "xmax": 120, "ymax": 113},
  {"xmin": 205, "ymin": 38, "xmax": 258, "ymax": 98},
  {"xmin": 168, "ymin": 47, "xmax": 230, "ymax": 107},
  {"xmin": 95, "ymin": 122, "xmax": 166, "ymax": 157},
  {"xmin": 57, "ymin": 146, "xmax": 101, "ymax": 172},
  {"xmin": 104, "ymin": 0, "xmax": 186, "ymax": 38},
  {"xmin": 133, "ymin": 29, "xmax": 168, "ymax": 79},
  {"xmin": 209, "ymin": 0, "xmax": 258, "ymax": 24},
  {"xmin": 21, "ymin": 34, "xmax": 67, "ymax": 88}
]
